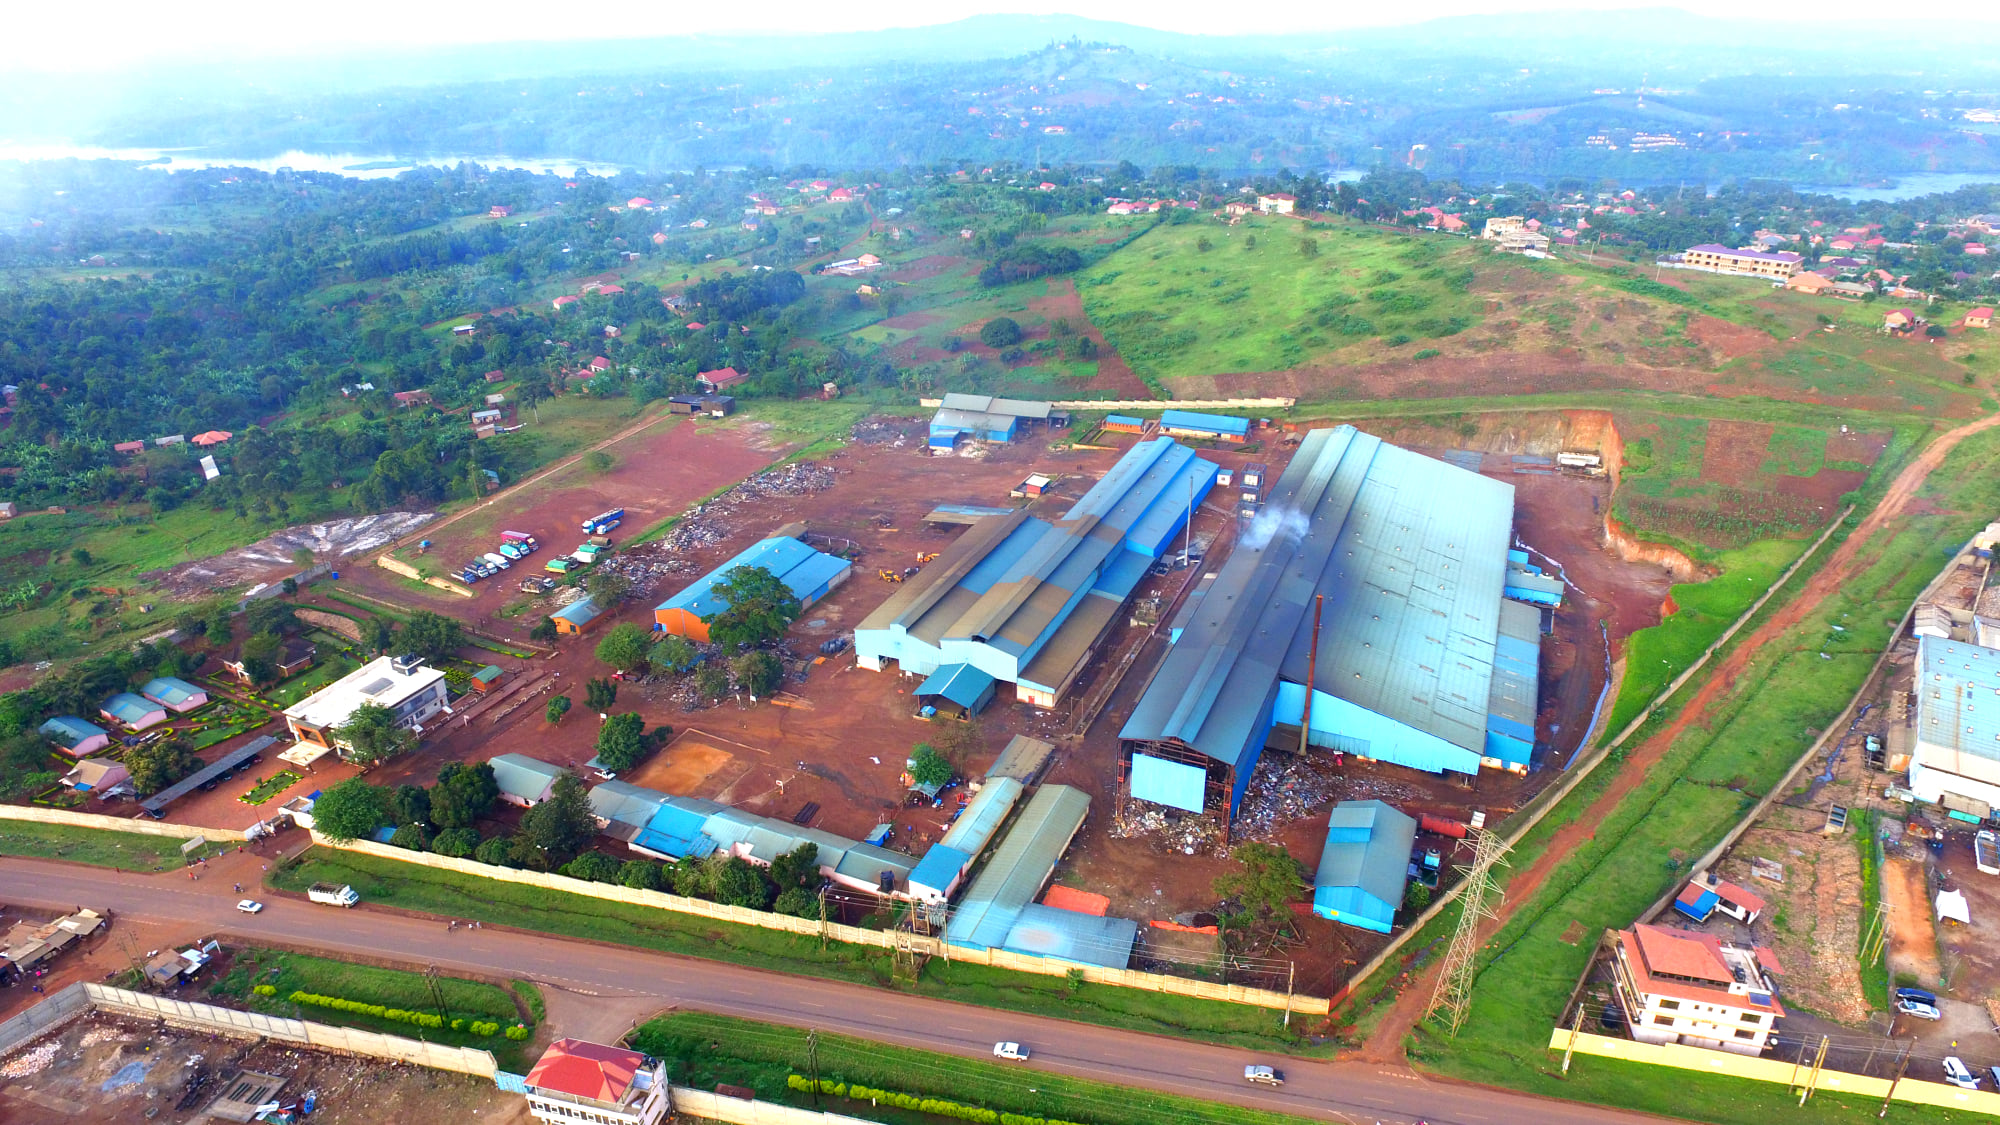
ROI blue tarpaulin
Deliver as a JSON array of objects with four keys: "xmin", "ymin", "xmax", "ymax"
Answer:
[{"xmin": 1129, "ymin": 753, "xmax": 1206, "ymax": 813}]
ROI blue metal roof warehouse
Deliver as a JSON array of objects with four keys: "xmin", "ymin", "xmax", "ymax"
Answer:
[
  {"xmin": 1157, "ymin": 410, "xmax": 1250, "ymax": 443},
  {"xmin": 655, "ymin": 534, "xmax": 852, "ymax": 641},
  {"xmin": 857, "ymin": 437, "xmax": 1218, "ymax": 708},
  {"xmin": 1119, "ymin": 425, "xmax": 1544, "ymax": 821},
  {"xmin": 1311, "ymin": 800, "xmax": 1417, "ymax": 933}
]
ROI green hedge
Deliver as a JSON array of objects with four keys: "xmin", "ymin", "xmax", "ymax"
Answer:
[
  {"xmin": 786, "ymin": 1076, "xmax": 1089, "ymax": 1125},
  {"xmin": 290, "ymin": 990, "xmax": 446, "ymax": 1029}
]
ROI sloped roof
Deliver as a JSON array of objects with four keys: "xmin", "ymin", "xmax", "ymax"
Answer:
[
  {"xmin": 916, "ymin": 663, "xmax": 996, "ymax": 709},
  {"xmin": 102, "ymin": 693, "xmax": 162, "ymax": 723},
  {"xmin": 949, "ymin": 784, "xmax": 1090, "ymax": 950},
  {"xmin": 589, "ymin": 780, "xmax": 671, "ymax": 829},
  {"xmin": 1312, "ymin": 800, "xmax": 1417, "ymax": 917},
  {"xmin": 939, "ymin": 393, "xmax": 1052, "ymax": 420},
  {"xmin": 526, "ymin": 1038, "xmax": 645, "ymax": 1103},
  {"xmin": 553, "ymin": 597, "xmax": 603, "ymax": 626},
  {"xmin": 938, "ymin": 775, "xmax": 1023, "ymax": 857},
  {"xmin": 140, "ymin": 676, "xmax": 205, "ymax": 707},
  {"xmin": 1913, "ymin": 636, "xmax": 2000, "ymax": 772},
  {"xmin": 40, "ymin": 715, "xmax": 107, "ymax": 749},
  {"xmin": 1631, "ymin": 922, "xmax": 1730, "ymax": 984},
  {"xmin": 491, "ymin": 754, "xmax": 565, "ymax": 803},
  {"xmin": 655, "ymin": 536, "xmax": 849, "ymax": 619}
]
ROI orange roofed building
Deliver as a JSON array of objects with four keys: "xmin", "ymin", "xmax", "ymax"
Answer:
[
  {"xmin": 1609, "ymin": 923, "xmax": 1783, "ymax": 1056},
  {"xmin": 523, "ymin": 1038, "xmax": 668, "ymax": 1125}
]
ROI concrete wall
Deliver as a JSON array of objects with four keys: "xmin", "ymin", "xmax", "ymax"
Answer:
[
  {"xmin": 672, "ymin": 1086, "xmax": 880, "ymax": 1125},
  {"xmin": 0, "ymin": 804, "xmax": 249, "ymax": 842},
  {"xmin": 918, "ymin": 397, "xmax": 1296, "ymax": 410},
  {"xmin": 0, "ymin": 981, "xmax": 92, "ymax": 1056},
  {"xmin": 375, "ymin": 553, "xmax": 475, "ymax": 598},
  {"xmin": 1551, "ymin": 1028, "xmax": 2000, "ymax": 1115},
  {"xmin": 316, "ymin": 835, "xmax": 1326, "ymax": 1015}
]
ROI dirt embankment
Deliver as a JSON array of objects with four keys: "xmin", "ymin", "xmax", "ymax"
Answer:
[{"xmin": 1603, "ymin": 515, "xmax": 1706, "ymax": 582}]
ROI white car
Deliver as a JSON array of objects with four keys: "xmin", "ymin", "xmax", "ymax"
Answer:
[
  {"xmin": 1896, "ymin": 998, "xmax": 1942, "ymax": 1021},
  {"xmin": 1943, "ymin": 1056, "xmax": 1980, "ymax": 1090},
  {"xmin": 993, "ymin": 1042, "xmax": 1030, "ymax": 1061},
  {"xmin": 235, "ymin": 900, "xmax": 265, "ymax": 914}
]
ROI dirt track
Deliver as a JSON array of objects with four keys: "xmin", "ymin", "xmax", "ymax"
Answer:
[{"xmin": 1360, "ymin": 407, "xmax": 2000, "ymax": 1060}]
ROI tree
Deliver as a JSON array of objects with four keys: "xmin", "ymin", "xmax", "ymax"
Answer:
[
  {"xmin": 562, "ymin": 851, "xmax": 622, "ymax": 882},
  {"xmin": 978, "ymin": 317, "xmax": 1023, "ymax": 348},
  {"xmin": 235, "ymin": 633, "xmax": 283, "ymax": 685},
  {"xmin": 1298, "ymin": 237, "xmax": 1320, "ymax": 258},
  {"xmin": 774, "ymin": 887, "xmax": 819, "ymax": 918},
  {"xmin": 704, "ymin": 565, "xmax": 801, "ymax": 648},
  {"xmin": 1211, "ymin": 843, "xmax": 1308, "ymax": 928},
  {"xmin": 242, "ymin": 599, "xmax": 296, "ymax": 637},
  {"xmin": 430, "ymin": 761, "xmax": 499, "ymax": 828},
  {"xmin": 1404, "ymin": 882, "xmax": 1433, "ymax": 911},
  {"xmin": 649, "ymin": 635, "xmax": 697, "ymax": 674},
  {"xmin": 388, "ymin": 783, "xmax": 432, "ymax": 827},
  {"xmin": 670, "ymin": 860, "xmax": 707, "ymax": 898},
  {"xmin": 594, "ymin": 622, "xmax": 652, "ymax": 671},
  {"xmin": 583, "ymin": 450, "xmax": 615, "ymax": 473},
  {"xmin": 907, "ymin": 743, "xmax": 953, "ymax": 788},
  {"xmin": 312, "ymin": 778, "xmax": 390, "ymax": 843},
  {"xmin": 474, "ymin": 835, "xmax": 516, "ymax": 866},
  {"xmin": 360, "ymin": 614, "xmax": 394, "ymax": 655},
  {"xmin": 730, "ymin": 651, "xmax": 783, "ymax": 698},
  {"xmin": 204, "ymin": 605, "xmax": 235, "ymax": 644},
  {"xmin": 707, "ymin": 855, "xmax": 772, "ymax": 909},
  {"xmin": 515, "ymin": 773, "xmax": 597, "ymax": 865},
  {"xmin": 584, "ymin": 677, "xmax": 618, "ymax": 710},
  {"xmin": 529, "ymin": 617, "xmax": 558, "ymax": 643},
  {"xmin": 768, "ymin": 842, "xmax": 820, "ymax": 893},
  {"xmin": 619, "ymin": 859, "xmax": 664, "ymax": 890},
  {"xmin": 695, "ymin": 664, "xmax": 731, "ymax": 699},
  {"xmin": 124, "ymin": 736, "xmax": 199, "ymax": 795},
  {"xmin": 593, "ymin": 712, "xmax": 649, "ymax": 771},
  {"xmin": 933, "ymin": 717, "xmax": 984, "ymax": 768},
  {"xmin": 388, "ymin": 823, "xmax": 431, "ymax": 850},
  {"xmin": 431, "ymin": 827, "xmax": 481, "ymax": 857},
  {"xmin": 545, "ymin": 694, "xmax": 572, "ymax": 724},
  {"xmin": 585, "ymin": 568, "xmax": 634, "ymax": 607},
  {"xmin": 336, "ymin": 701, "xmax": 417, "ymax": 765},
  {"xmin": 396, "ymin": 610, "xmax": 465, "ymax": 662},
  {"xmin": 71, "ymin": 547, "xmax": 93, "ymax": 566}
]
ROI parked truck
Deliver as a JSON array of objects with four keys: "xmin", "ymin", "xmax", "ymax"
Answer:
[
  {"xmin": 1977, "ymin": 830, "xmax": 2000, "ymax": 876},
  {"xmin": 308, "ymin": 883, "xmax": 360, "ymax": 908},
  {"xmin": 581, "ymin": 508, "xmax": 625, "ymax": 534}
]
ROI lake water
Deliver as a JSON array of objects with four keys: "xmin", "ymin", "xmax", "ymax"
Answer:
[{"xmin": 0, "ymin": 144, "xmax": 628, "ymax": 180}]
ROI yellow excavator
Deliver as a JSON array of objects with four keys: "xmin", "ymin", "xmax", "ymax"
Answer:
[{"xmin": 878, "ymin": 568, "xmax": 905, "ymax": 583}]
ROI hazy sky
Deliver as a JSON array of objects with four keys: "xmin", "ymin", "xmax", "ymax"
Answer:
[{"xmin": 12, "ymin": 0, "xmax": 1861, "ymax": 70}]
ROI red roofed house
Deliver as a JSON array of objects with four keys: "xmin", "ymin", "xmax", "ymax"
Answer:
[
  {"xmin": 552, "ymin": 295, "xmax": 580, "ymax": 311},
  {"xmin": 393, "ymin": 390, "xmax": 433, "ymax": 408},
  {"xmin": 488, "ymin": 205, "xmax": 512, "ymax": 219},
  {"xmin": 684, "ymin": 321, "xmax": 705, "ymax": 331},
  {"xmin": 1610, "ymin": 923, "xmax": 1782, "ymax": 1055},
  {"xmin": 485, "ymin": 370, "xmax": 507, "ymax": 383},
  {"xmin": 1672, "ymin": 870, "xmax": 1766, "ymax": 924},
  {"xmin": 191, "ymin": 431, "xmax": 232, "ymax": 447},
  {"xmin": 697, "ymin": 367, "xmax": 749, "ymax": 392},
  {"xmin": 828, "ymin": 187, "xmax": 858, "ymax": 203},
  {"xmin": 1884, "ymin": 308, "xmax": 1918, "ymax": 333},
  {"xmin": 594, "ymin": 284, "xmax": 624, "ymax": 297},
  {"xmin": 588, "ymin": 356, "xmax": 613, "ymax": 373},
  {"xmin": 1968, "ymin": 307, "xmax": 1995, "ymax": 329},
  {"xmin": 626, "ymin": 197, "xmax": 653, "ymax": 209},
  {"xmin": 523, "ymin": 1038, "xmax": 668, "ymax": 1125},
  {"xmin": 651, "ymin": 232, "xmax": 668, "ymax": 244},
  {"xmin": 114, "ymin": 440, "xmax": 146, "ymax": 454}
]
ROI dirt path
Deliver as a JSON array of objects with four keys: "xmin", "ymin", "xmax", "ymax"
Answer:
[
  {"xmin": 1360, "ymin": 409, "xmax": 2000, "ymax": 1061},
  {"xmin": 1882, "ymin": 856, "xmax": 1943, "ymax": 984}
]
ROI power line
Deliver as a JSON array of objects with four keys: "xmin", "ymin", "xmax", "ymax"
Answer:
[{"xmin": 1426, "ymin": 827, "xmax": 1510, "ymax": 1037}]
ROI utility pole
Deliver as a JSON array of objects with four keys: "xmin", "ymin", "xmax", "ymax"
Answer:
[
  {"xmin": 1560, "ymin": 1002, "xmax": 1586, "ymax": 1075},
  {"xmin": 1182, "ymin": 472, "xmax": 1194, "ymax": 568},
  {"xmin": 1800, "ymin": 1035, "xmax": 1829, "ymax": 1106},
  {"xmin": 818, "ymin": 888, "xmax": 829, "ymax": 951},
  {"xmin": 423, "ymin": 964, "xmax": 452, "ymax": 1025},
  {"xmin": 1301, "ymin": 594, "xmax": 1324, "ymax": 751},
  {"xmin": 1880, "ymin": 1038, "xmax": 1914, "ymax": 1117},
  {"xmin": 806, "ymin": 1029, "xmax": 822, "ymax": 1110},
  {"xmin": 1283, "ymin": 961, "xmax": 1295, "ymax": 1028}
]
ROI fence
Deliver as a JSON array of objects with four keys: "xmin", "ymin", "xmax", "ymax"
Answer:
[
  {"xmin": 1551, "ymin": 1028, "xmax": 2000, "ymax": 1115},
  {"xmin": 672, "ymin": 1086, "xmax": 881, "ymax": 1125},
  {"xmin": 313, "ymin": 835, "xmax": 1327, "ymax": 1016},
  {"xmin": 0, "ymin": 804, "xmax": 248, "ymax": 842},
  {"xmin": 1337, "ymin": 505, "xmax": 1855, "ymax": 1005},
  {"xmin": 916, "ymin": 397, "xmax": 1297, "ymax": 410},
  {"xmin": 375, "ymin": 553, "xmax": 475, "ymax": 598},
  {"xmin": 0, "ymin": 982, "xmax": 496, "ymax": 1079}
]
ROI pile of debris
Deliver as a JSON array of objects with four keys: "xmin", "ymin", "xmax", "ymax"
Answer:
[
  {"xmin": 590, "ymin": 552, "xmax": 683, "ymax": 594},
  {"xmin": 1110, "ymin": 805, "xmax": 1227, "ymax": 855},
  {"xmin": 645, "ymin": 462, "xmax": 841, "ymax": 559},
  {"xmin": 1333, "ymin": 774, "xmax": 1425, "ymax": 807},
  {"xmin": 1233, "ymin": 752, "xmax": 1341, "ymax": 842},
  {"xmin": 851, "ymin": 416, "xmax": 923, "ymax": 447}
]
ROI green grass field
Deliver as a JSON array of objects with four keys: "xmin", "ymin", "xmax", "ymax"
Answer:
[
  {"xmin": 1402, "ymin": 425, "xmax": 2000, "ymax": 1124},
  {"xmin": 208, "ymin": 946, "xmax": 535, "ymax": 1069},
  {"xmin": 270, "ymin": 847, "xmax": 1300, "ymax": 1050},
  {"xmin": 1079, "ymin": 218, "xmax": 1485, "ymax": 382},
  {"xmin": 633, "ymin": 1012, "xmax": 1311, "ymax": 1125},
  {"xmin": 0, "ymin": 820, "xmax": 193, "ymax": 870}
]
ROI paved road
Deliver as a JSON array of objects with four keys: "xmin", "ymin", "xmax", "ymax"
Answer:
[{"xmin": 3, "ymin": 859, "xmax": 1677, "ymax": 1125}]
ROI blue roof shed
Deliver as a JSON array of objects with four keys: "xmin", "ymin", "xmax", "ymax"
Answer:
[
  {"xmin": 915, "ymin": 663, "xmax": 997, "ymax": 716},
  {"xmin": 1158, "ymin": 410, "xmax": 1250, "ymax": 441},
  {"xmin": 100, "ymin": 692, "xmax": 167, "ymax": 731},
  {"xmin": 655, "ymin": 535, "xmax": 852, "ymax": 640},
  {"xmin": 40, "ymin": 715, "xmax": 110, "ymax": 755},
  {"xmin": 1312, "ymin": 800, "xmax": 1418, "ymax": 933}
]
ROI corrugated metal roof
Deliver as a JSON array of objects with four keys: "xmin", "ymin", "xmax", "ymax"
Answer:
[
  {"xmin": 1312, "ymin": 800, "xmax": 1417, "ymax": 928},
  {"xmin": 491, "ymin": 754, "xmax": 566, "ymax": 802},
  {"xmin": 656, "ymin": 536, "xmax": 851, "ymax": 619},
  {"xmin": 985, "ymin": 735, "xmax": 1054, "ymax": 782},
  {"xmin": 1121, "ymin": 426, "xmax": 1525, "ymax": 803},
  {"xmin": 939, "ymin": 393, "xmax": 1052, "ymax": 420},
  {"xmin": 632, "ymin": 797, "xmax": 723, "ymax": 859},
  {"xmin": 910, "ymin": 844, "xmax": 971, "ymax": 895},
  {"xmin": 948, "ymin": 784, "xmax": 1090, "ymax": 951},
  {"xmin": 999, "ymin": 903, "xmax": 1138, "ymax": 968},
  {"xmin": 939, "ymin": 776, "xmax": 1023, "ymax": 856},
  {"xmin": 1914, "ymin": 636, "xmax": 2000, "ymax": 774},
  {"xmin": 589, "ymin": 780, "xmax": 671, "ymax": 829},
  {"xmin": 140, "ymin": 677, "xmax": 204, "ymax": 707},
  {"xmin": 39, "ymin": 715, "xmax": 106, "ymax": 747},
  {"xmin": 553, "ymin": 597, "xmax": 602, "ymax": 625},
  {"xmin": 917, "ymin": 663, "xmax": 997, "ymax": 710},
  {"xmin": 1158, "ymin": 410, "xmax": 1250, "ymax": 437},
  {"xmin": 102, "ymin": 693, "xmax": 161, "ymax": 723}
]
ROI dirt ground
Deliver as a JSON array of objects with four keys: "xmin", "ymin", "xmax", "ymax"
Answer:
[
  {"xmin": 1715, "ymin": 805, "xmax": 1870, "ymax": 1024},
  {"xmin": 0, "ymin": 1014, "xmax": 525, "ymax": 1125},
  {"xmin": 148, "ymin": 512, "xmax": 437, "ymax": 599},
  {"xmin": 340, "ymin": 415, "xmax": 780, "ymax": 622},
  {"xmin": 1883, "ymin": 856, "xmax": 1943, "ymax": 986}
]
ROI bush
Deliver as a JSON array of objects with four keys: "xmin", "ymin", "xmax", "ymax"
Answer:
[
  {"xmin": 388, "ymin": 823, "xmax": 430, "ymax": 851},
  {"xmin": 469, "ymin": 1020, "xmax": 501, "ymax": 1037},
  {"xmin": 253, "ymin": 984, "xmax": 277, "ymax": 996},
  {"xmin": 474, "ymin": 836, "xmax": 516, "ymax": 866},
  {"xmin": 431, "ymin": 827, "xmax": 481, "ymax": 858},
  {"xmin": 978, "ymin": 317, "xmax": 1023, "ymax": 348},
  {"xmin": 505, "ymin": 1024, "xmax": 531, "ymax": 1040},
  {"xmin": 289, "ymin": 990, "xmax": 445, "ymax": 1029}
]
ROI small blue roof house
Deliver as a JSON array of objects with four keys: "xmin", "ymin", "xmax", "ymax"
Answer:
[
  {"xmin": 141, "ymin": 676, "xmax": 209, "ymax": 713},
  {"xmin": 100, "ymin": 692, "xmax": 168, "ymax": 732},
  {"xmin": 41, "ymin": 715, "xmax": 111, "ymax": 757},
  {"xmin": 1312, "ymin": 800, "xmax": 1419, "ymax": 933}
]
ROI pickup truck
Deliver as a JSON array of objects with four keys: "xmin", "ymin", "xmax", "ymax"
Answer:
[{"xmin": 307, "ymin": 883, "xmax": 360, "ymax": 908}]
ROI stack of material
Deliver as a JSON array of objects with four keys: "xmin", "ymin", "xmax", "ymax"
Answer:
[
  {"xmin": 1233, "ymin": 753, "xmax": 1340, "ymax": 842},
  {"xmin": 644, "ymin": 462, "xmax": 840, "ymax": 559},
  {"xmin": 1108, "ymin": 804, "xmax": 1227, "ymax": 855}
]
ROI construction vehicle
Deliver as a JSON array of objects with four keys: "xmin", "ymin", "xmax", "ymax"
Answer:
[
  {"xmin": 878, "ymin": 569, "xmax": 904, "ymax": 583},
  {"xmin": 916, "ymin": 552, "xmax": 939, "ymax": 564}
]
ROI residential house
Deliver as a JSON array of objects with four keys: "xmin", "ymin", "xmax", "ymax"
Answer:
[
  {"xmin": 1255, "ymin": 193, "xmax": 1296, "ymax": 215},
  {"xmin": 626, "ymin": 197, "xmax": 653, "ymax": 210},
  {"xmin": 1481, "ymin": 216, "xmax": 1528, "ymax": 240},
  {"xmin": 224, "ymin": 637, "xmax": 315, "ymax": 684},
  {"xmin": 393, "ymin": 390, "xmax": 434, "ymax": 408},
  {"xmin": 1223, "ymin": 201, "xmax": 1254, "ymax": 217},
  {"xmin": 522, "ymin": 1038, "xmax": 669, "ymax": 1125},
  {"xmin": 604, "ymin": 325, "xmax": 621, "ymax": 338},
  {"xmin": 1966, "ymin": 307, "xmax": 1995, "ymax": 329},
  {"xmin": 1884, "ymin": 309, "xmax": 1920, "ymax": 333},
  {"xmin": 0, "ymin": 502, "xmax": 13, "ymax": 519},
  {"xmin": 452, "ymin": 325, "xmax": 476, "ymax": 336},
  {"xmin": 139, "ymin": 676, "xmax": 208, "ymax": 713},
  {"xmin": 280, "ymin": 655, "xmax": 448, "ymax": 761},
  {"xmin": 470, "ymin": 665, "xmax": 506, "ymax": 693},
  {"xmin": 1829, "ymin": 281, "xmax": 1874, "ymax": 300},
  {"xmin": 552, "ymin": 295, "xmax": 580, "ymax": 311},
  {"xmin": 588, "ymin": 356, "xmax": 613, "ymax": 373},
  {"xmin": 697, "ymin": 367, "xmax": 750, "ymax": 392},
  {"xmin": 1672, "ymin": 871, "xmax": 1767, "ymax": 925},
  {"xmin": 1674, "ymin": 244, "xmax": 1803, "ymax": 280},
  {"xmin": 551, "ymin": 596, "xmax": 603, "ymax": 635},
  {"xmin": 100, "ymin": 692, "xmax": 168, "ymax": 732},
  {"xmin": 687, "ymin": 219, "xmax": 708, "ymax": 229},
  {"xmin": 62, "ymin": 757, "xmax": 129, "ymax": 795},
  {"xmin": 828, "ymin": 187, "xmax": 858, "ymax": 203},
  {"xmin": 492, "ymin": 753, "xmax": 566, "ymax": 807},
  {"xmin": 488, "ymin": 206, "xmax": 513, "ymax": 218},
  {"xmin": 113, "ymin": 440, "xmax": 145, "ymax": 454},
  {"xmin": 40, "ymin": 715, "xmax": 110, "ymax": 757},
  {"xmin": 484, "ymin": 370, "xmax": 507, "ymax": 383},
  {"xmin": 1784, "ymin": 272, "xmax": 1834, "ymax": 295},
  {"xmin": 1609, "ymin": 923, "xmax": 1782, "ymax": 1056}
]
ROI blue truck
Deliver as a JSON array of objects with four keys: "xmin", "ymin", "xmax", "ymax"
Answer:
[{"xmin": 581, "ymin": 508, "xmax": 625, "ymax": 534}]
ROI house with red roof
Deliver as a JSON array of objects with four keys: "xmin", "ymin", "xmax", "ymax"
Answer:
[
  {"xmin": 1672, "ymin": 871, "xmax": 1766, "ymax": 924},
  {"xmin": 488, "ymin": 205, "xmax": 512, "ymax": 219},
  {"xmin": 114, "ymin": 440, "xmax": 146, "ymax": 454},
  {"xmin": 191, "ymin": 431, "xmax": 232, "ymax": 447},
  {"xmin": 1610, "ymin": 923, "xmax": 1782, "ymax": 1055},
  {"xmin": 1884, "ymin": 308, "xmax": 1919, "ymax": 333},
  {"xmin": 523, "ymin": 1038, "xmax": 668, "ymax": 1125},
  {"xmin": 552, "ymin": 295, "xmax": 580, "ymax": 311},
  {"xmin": 1968, "ymin": 307, "xmax": 1995, "ymax": 329},
  {"xmin": 588, "ymin": 356, "xmax": 613, "ymax": 373},
  {"xmin": 698, "ymin": 367, "xmax": 749, "ymax": 392},
  {"xmin": 625, "ymin": 197, "xmax": 653, "ymax": 209},
  {"xmin": 393, "ymin": 390, "xmax": 434, "ymax": 408},
  {"xmin": 484, "ymin": 370, "xmax": 507, "ymax": 383},
  {"xmin": 828, "ymin": 187, "xmax": 858, "ymax": 203},
  {"xmin": 595, "ymin": 284, "xmax": 624, "ymax": 297}
]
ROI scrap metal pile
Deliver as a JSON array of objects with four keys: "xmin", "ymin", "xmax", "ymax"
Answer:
[
  {"xmin": 1232, "ymin": 752, "xmax": 1341, "ymax": 842},
  {"xmin": 642, "ymin": 461, "xmax": 841, "ymax": 565},
  {"xmin": 1111, "ymin": 804, "xmax": 1227, "ymax": 855}
]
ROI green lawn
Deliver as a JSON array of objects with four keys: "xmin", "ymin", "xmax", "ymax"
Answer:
[
  {"xmin": 633, "ymin": 1012, "xmax": 1311, "ymax": 1125},
  {"xmin": 264, "ymin": 656, "xmax": 362, "ymax": 708},
  {"xmin": 0, "ymin": 820, "xmax": 192, "ymax": 870},
  {"xmin": 208, "ymin": 946, "xmax": 534, "ymax": 1070},
  {"xmin": 1404, "ymin": 424, "xmax": 2000, "ymax": 1124},
  {"xmin": 269, "ymin": 847, "xmax": 1301, "ymax": 1051}
]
